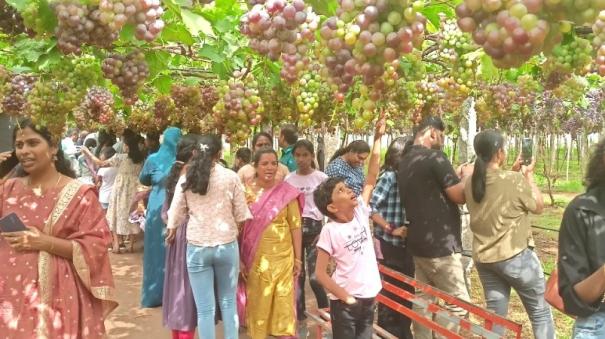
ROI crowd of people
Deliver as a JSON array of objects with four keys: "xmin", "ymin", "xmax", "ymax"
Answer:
[{"xmin": 0, "ymin": 115, "xmax": 604, "ymax": 339}]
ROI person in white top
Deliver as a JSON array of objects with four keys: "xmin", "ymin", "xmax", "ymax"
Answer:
[
  {"xmin": 166, "ymin": 134, "xmax": 251, "ymax": 339},
  {"xmin": 314, "ymin": 116, "xmax": 385, "ymax": 339},
  {"xmin": 285, "ymin": 140, "xmax": 329, "ymax": 323},
  {"xmin": 96, "ymin": 146, "xmax": 118, "ymax": 210}
]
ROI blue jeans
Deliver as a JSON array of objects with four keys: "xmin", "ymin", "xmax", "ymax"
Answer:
[
  {"xmin": 573, "ymin": 310, "xmax": 605, "ymax": 338},
  {"xmin": 186, "ymin": 241, "xmax": 239, "ymax": 339},
  {"xmin": 476, "ymin": 248, "xmax": 555, "ymax": 339}
]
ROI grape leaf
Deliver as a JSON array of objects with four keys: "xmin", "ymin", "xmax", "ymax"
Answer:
[
  {"xmin": 13, "ymin": 38, "xmax": 51, "ymax": 63},
  {"xmin": 306, "ymin": 0, "xmax": 337, "ymax": 16},
  {"xmin": 181, "ymin": 9, "xmax": 215, "ymax": 37},
  {"xmin": 146, "ymin": 51, "xmax": 172, "ymax": 78},
  {"xmin": 152, "ymin": 74, "xmax": 173, "ymax": 94},
  {"xmin": 198, "ymin": 44, "xmax": 226, "ymax": 63},
  {"xmin": 161, "ymin": 22, "xmax": 195, "ymax": 45},
  {"xmin": 5, "ymin": 0, "xmax": 27, "ymax": 11}
]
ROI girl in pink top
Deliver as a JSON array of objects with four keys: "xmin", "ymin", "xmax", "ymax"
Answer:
[{"xmin": 285, "ymin": 140, "xmax": 329, "ymax": 322}]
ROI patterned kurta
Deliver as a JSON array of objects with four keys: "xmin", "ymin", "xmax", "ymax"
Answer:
[{"xmin": 106, "ymin": 153, "xmax": 143, "ymax": 235}]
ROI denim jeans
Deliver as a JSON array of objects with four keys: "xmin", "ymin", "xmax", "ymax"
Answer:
[
  {"xmin": 475, "ymin": 248, "xmax": 555, "ymax": 339},
  {"xmin": 186, "ymin": 241, "xmax": 239, "ymax": 339},
  {"xmin": 296, "ymin": 218, "xmax": 329, "ymax": 320},
  {"xmin": 329, "ymin": 297, "xmax": 376, "ymax": 339},
  {"xmin": 573, "ymin": 310, "xmax": 605, "ymax": 338}
]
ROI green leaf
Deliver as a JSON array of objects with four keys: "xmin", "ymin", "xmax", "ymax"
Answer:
[
  {"xmin": 215, "ymin": 0, "xmax": 236, "ymax": 9},
  {"xmin": 307, "ymin": 0, "xmax": 338, "ymax": 16},
  {"xmin": 13, "ymin": 38, "xmax": 52, "ymax": 63},
  {"xmin": 38, "ymin": 0, "xmax": 58, "ymax": 33},
  {"xmin": 160, "ymin": 22, "xmax": 195, "ymax": 45},
  {"xmin": 198, "ymin": 44, "xmax": 226, "ymax": 62},
  {"xmin": 5, "ymin": 0, "xmax": 27, "ymax": 12},
  {"xmin": 421, "ymin": 4, "xmax": 456, "ymax": 29},
  {"xmin": 152, "ymin": 74, "xmax": 173, "ymax": 94},
  {"xmin": 181, "ymin": 9, "xmax": 215, "ymax": 37},
  {"xmin": 146, "ymin": 51, "xmax": 172, "ymax": 78},
  {"xmin": 477, "ymin": 53, "xmax": 499, "ymax": 81},
  {"xmin": 212, "ymin": 62, "xmax": 230, "ymax": 79}
]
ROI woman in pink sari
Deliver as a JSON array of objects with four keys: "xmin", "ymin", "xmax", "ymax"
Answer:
[
  {"xmin": 0, "ymin": 119, "xmax": 118, "ymax": 338},
  {"xmin": 239, "ymin": 148, "xmax": 304, "ymax": 339}
]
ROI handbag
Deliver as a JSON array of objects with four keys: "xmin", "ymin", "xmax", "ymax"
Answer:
[{"xmin": 544, "ymin": 268, "xmax": 567, "ymax": 315}]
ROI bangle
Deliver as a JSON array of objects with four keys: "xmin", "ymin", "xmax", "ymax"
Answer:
[
  {"xmin": 48, "ymin": 239, "xmax": 55, "ymax": 253},
  {"xmin": 295, "ymin": 258, "xmax": 302, "ymax": 264}
]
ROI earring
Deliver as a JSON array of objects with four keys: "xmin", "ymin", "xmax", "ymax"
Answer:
[{"xmin": 52, "ymin": 154, "xmax": 58, "ymax": 161}]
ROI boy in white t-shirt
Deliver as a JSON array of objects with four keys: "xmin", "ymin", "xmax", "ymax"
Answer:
[{"xmin": 313, "ymin": 117, "xmax": 385, "ymax": 339}]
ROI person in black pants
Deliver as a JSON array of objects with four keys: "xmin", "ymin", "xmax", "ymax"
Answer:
[{"xmin": 370, "ymin": 136, "xmax": 415, "ymax": 339}]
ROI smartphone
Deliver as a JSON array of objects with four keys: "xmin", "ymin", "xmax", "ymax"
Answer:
[
  {"xmin": 522, "ymin": 138, "xmax": 533, "ymax": 165},
  {"xmin": 0, "ymin": 213, "xmax": 27, "ymax": 233}
]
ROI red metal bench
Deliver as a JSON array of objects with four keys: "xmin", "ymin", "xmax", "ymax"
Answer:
[{"xmin": 306, "ymin": 264, "xmax": 523, "ymax": 339}]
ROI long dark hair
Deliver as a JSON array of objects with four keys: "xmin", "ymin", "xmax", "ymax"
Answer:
[
  {"xmin": 96, "ymin": 130, "xmax": 116, "ymax": 157},
  {"xmin": 471, "ymin": 130, "xmax": 505, "ymax": 203},
  {"xmin": 329, "ymin": 140, "xmax": 370, "ymax": 163},
  {"xmin": 12, "ymin": 119, "xmax": 77, "ymax": 178},
  {"xmin": 293, "ymin": 139, "xmax": 317, "ymax": 169},
  {"xmin": 183, "ymin": 134, "xmax": 221, "ymax": 195},
  {"xmin": 585, "ymin": 137, "xmax": 605, "ymax": 190},
  {"xmin": 0, "ymin": 150, "xmax": 18, "ymax": 178},
  {"xmin": 165, "ymin": 134, "xmax": 200, "ymax": 205},
  {"xmin": 383, "ymin": 136, "xmax": 413, "ymax": 172},
  {"xmin": 122, "ymin": 129, "xmax": 145, "ymax": 164}
]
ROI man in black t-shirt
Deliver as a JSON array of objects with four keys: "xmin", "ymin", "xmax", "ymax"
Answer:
[{"xmin": 397, "ymin": 116, "xmax": 470, "ymax": 339}]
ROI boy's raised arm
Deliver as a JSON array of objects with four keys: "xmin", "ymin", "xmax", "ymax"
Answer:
[{"xmin": 361, "ymin": 114, "xmax": 386, "ymax": 205}]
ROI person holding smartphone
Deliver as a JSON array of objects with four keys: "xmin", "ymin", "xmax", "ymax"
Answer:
[
  {"xmin": 464, "ymin": 130, "xmax": 554, "ymax": 338},
  {"xmin": 0, "ymin": 119, "xmax": 117, "ymax": 338}
]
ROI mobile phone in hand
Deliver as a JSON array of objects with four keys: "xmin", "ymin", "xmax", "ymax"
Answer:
[
  {"xmin": 522, "ymin": 138, "xmax": 533, "ymax": 166},
  {"xmin": 0, "ymin": 213, "xmax": 27, "ymax": 233}
]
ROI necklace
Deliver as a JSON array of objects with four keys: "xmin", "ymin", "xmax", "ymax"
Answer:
[{"xmin": 28, "ymin": 173, "xmax": 63, "ymax": 197}]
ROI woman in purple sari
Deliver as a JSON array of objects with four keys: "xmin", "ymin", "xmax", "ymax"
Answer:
[
  {"xmin": 239, "ymin": 148, "xmax": 304, "ymax": 339},
  {"xmin": 161, "ymin": 134, "xmax": 199, "ymax": 339}
]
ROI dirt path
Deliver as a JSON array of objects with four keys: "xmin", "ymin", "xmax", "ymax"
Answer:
[{"xmin": 105, "ymin": 251, "xmax": 170, "ymax": 338}]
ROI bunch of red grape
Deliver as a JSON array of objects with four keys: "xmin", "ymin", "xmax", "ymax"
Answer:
[
  {"xmin": 128, "ymin": 103, "xmax": 157, "ymax": 133},
  {"xmin": 319, "ymin": 0, "xmax": 426, "ymax": 99},
  {"xmin": 240, "ymin": 0, "xmax": 320, "ymax": 83},
  {"xmin": 213, "ymin": 71, "xmax": 264, "ymax": 145},
  {"xmin": 153, "ymin": 95, "xmax": 178, "ymax": 130},
  {"xmin": 73, "ymin": 87, "xmax": 115, "ymax": 130},
  {"xmin": 98, "ymin": 0, "xmax": 164, "ymax": 41},
  {"xmin": 545, "ymin": 36, "xmax": 592, "ymax": 75},
  {"xmin": 53, "ymin": 1, "xmax": 118, "ymax": 54},
  {"xmin": 168, "ymin": 84, "xmax": 218, "ymax": 133},
  {"xmin": 101, "ymin": 51, "xmax": 149, "ymax": 105},
  {"xmin": 1, "ymin": 74, "xmax": 36, "ymax": 117},
  {"xmin": 456, "ymin": 0, "xmax": 562, "ymax": 68}
]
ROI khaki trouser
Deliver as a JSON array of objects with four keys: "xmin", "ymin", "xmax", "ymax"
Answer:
[{"xmin": 412, "ymin": 253, "xmax": 471, "ymax": 339}]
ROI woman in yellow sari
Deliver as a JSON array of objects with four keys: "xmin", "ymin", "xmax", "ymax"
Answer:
[{"xmin": 239, "ymin": 148, "xmax": 303, "ymax": 339}]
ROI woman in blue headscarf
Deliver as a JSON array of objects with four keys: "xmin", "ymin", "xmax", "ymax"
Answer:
[{"xmin": 140, "ymin": 126, "xmax": 182, "ymax": 308}]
